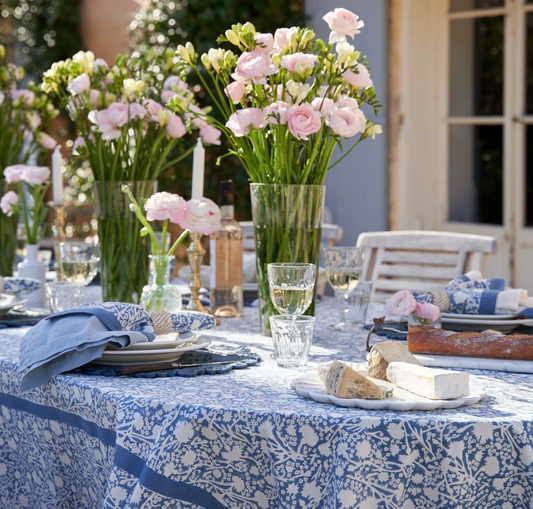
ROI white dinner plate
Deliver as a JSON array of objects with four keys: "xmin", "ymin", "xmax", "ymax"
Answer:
[
  {"xmin": 441, "ymin": 312, "xmax": 518, "ymax": 320},
  {"xmin": 291, "ymin": 372, "xmax": 485, "ymax": 411},
  {"xmin": 0, "ymin": 295, "xmax": 27, "ymax": 318},
  {"xmin": 441, "ymin": 316, "xmax": 533, "ymax": 333},
  {"xmin": 94, "ymin": 337, "xmax": 212, "ymax": 365},
  {"xmin": 414, "ymin": 354, "xmax": 533, "ymax": 374},
  {"xmin": 104, "ymin": 331, "xmax": 198, "ymax": 352}
]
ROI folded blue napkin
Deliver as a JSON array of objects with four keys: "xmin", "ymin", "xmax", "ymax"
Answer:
[
  {"xmin": 18, "ymin": 302, "xmax": 216, "ymax": 392},
  {"xmin": 1, "ymin": 277, "xmax": 41, "ymax": 297}
]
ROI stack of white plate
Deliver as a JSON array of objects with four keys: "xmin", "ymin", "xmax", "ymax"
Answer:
[{"xmin": 441, "ymin": 313, "xmax": 533, "ymax": 333}]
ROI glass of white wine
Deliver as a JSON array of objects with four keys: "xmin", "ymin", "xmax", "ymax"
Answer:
[
  {"xmin": 59, "ymin": 240, "xmax": 100, "ymax": 293},
  {"xmin": 324, "ymin": 246, "xmax": 364, "ymax": 331}
]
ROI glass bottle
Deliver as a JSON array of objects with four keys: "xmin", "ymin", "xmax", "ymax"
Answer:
[
  {"xmin": 140, "ymin": 255, "xmax": 182, "ymax": 312},
  {"xmin": 210, "ymin": 180, "xmax": 243, "ymax": 317}
]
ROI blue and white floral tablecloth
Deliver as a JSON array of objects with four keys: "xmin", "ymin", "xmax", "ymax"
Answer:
[{"xmin": 0, "ymin": 299, "xmax": 533, "ymax": 508}]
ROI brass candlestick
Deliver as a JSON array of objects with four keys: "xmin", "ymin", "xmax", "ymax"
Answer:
[
  {"xmin": 185, "ymin": 231, "xmax": 210, "ymax": 314},
  {"xmin": 49, "ymin": 202, "xmax": 66, "ymax": 278}
]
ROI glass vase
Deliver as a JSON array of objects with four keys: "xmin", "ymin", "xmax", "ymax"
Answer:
[
  {"xmin": 0, "ymin": 178, "xmax": 18, "ymax": 276},
  {"xmin": 408, "ymin": 313, "xmax": 442, "ymax": 329},
  {"xmin": 250, "ymin": 184, "xmax": 325, "ymax": 336},
  {"xmin": 94, "ymin": 180, "xmax": 156, "ymax": 304},
  {"xmin": 140, "ymin": 255, "xmax": 182, "ymax": 312}
]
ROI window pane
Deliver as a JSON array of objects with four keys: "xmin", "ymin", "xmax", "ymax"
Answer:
[
  {"xmin": 449, "ymin": 125, "xmax": 503, "ymax": 225},
  {"xmin": 450, "ymin": 17, "xmax": 504, "ymax": 116},
  {"xmin": 450, "ymin": 0, "xmax": 504, "ymax": 11},
  {"xmin": 526, "ymin": 13, "xmax": 533, "ymax": 114},
  {"xmin": 526, "ymin": 127, "xmax": 533, "ymax": 227}
]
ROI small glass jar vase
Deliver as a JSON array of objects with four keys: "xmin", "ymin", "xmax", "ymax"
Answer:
[
  {"xmin": 408, "ymin": 313, "xmax": 442, "ymax": 329},
  {"xmin": 140, "ymin": 255, "xmax": 182, "ymax": 312}
]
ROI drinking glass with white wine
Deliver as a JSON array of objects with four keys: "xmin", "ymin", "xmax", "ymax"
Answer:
[
  {"xmin": 59, "ymin": 240, "xmax": 100, "ymax": 292},
  {"xmin": 324, "ymin": 247, "xmax": 364, "ymax": 331}
]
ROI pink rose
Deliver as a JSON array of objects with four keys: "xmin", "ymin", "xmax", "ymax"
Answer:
[
  {"xmin": 129, "ymin": 102, "xmax": 147, "ymax": 120},
  {"xmin": 20, "ymin": 165, "xmax": 51, "ymax": 186},
  {"xmin": 144, "ymin": 192, "xmax": 187, "ymax": 224},
  {"xmin": 225, "ymin": 108, "xmax": 266, "ymax": 137},
  {"xmin": 200, "ymin": 125, "xmax": 222, "ymax": 145},
  {"xmin": 287, "ymin": 103, "xmax": 322, "ymax": 140},
  {"xmin": 386, "ymin": 290, "xmax": 417, "ymax": 321},
  {"xmin": 233, "ymin": 51, "xmax": 278, "ymax": 84},
  {"xmin": 37, "ymin": 132, "xmax": 58, "ymax": 150},
  {"xmin": 323, "ymin": 8, "xmax": 364, "ymax": 44},
  {"xmin": 281, "ymin": 53, "xmax": 318, "ymax": 76},
  {"xmin": 67, "ymin": 73, "xmax": 91, "ymax": 95},
  {"xmin": 327, "ymin": 107, "xmax": 366, "ymax": 138},
  {"xmin": 4, "ymin": 165, "xmax": 24, "ymax": 183},
  {"xmin": 311, "ymin": 97, "xmax": 336, "ymax": 116},
  {"xmin": 166, "ymin": 113, "xmax": 186, "ymax": 138},
  {"xmin": 179, "ymin": 198, "xmax": 221, "ymax": 236},
  {"xmin": 10, "ymin": 89, "xmax": 35, "ymax": 106},
  {"xmin": 254, "ymin": 32, "xmax": 274, "ymax": 54},
  {"xmin": 414, "ymin": 303, "xmax": 441, "ymax": 323},
  {"xmin": 265, "ymin": 101, "xmax": 291, "ymax": 125},
  {"xmin": 336, "ymin": 95, "xmax": 360, "ymax": 111},
  {"xmin": 143, "ymin": 99, "xmax": 164, "ymax": 122},
  {"xmin": 0, "ymin": 191, "xmax": 19, "ymax": 216},
  {"xmin": 225, "ymin": 81, "xmax": 247, "ymax": 102},
  {"xmin": 161, "ymin": 90, "xmax": 177, "ymax": 104},
  {"xmin": 343, "ymin": 65, "xmax": 373, "ymax": 89}
]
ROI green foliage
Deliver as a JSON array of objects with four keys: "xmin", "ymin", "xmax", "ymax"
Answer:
[
  {"xmin": 129, "ymin": 0, "xmax": 306, "ymax": 218},
  {"xmin": 0, "ymin": 0, "xmax": 83, "ymax": 78}
]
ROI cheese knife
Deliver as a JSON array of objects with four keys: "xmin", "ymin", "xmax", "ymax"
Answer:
[{"xmin": 115, "ymin": 360, "xmax": 237, "ymax": 375}]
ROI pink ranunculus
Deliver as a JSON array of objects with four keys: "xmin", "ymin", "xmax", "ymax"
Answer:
[
  {"xmin": 233, "ymin": 51, "xmax": 278, "ymax": 84},
  {"xmin": 89, "ymin": 89, "xmax": 101, "ymax": 108},
  {"xmin": 161, "ymin": 90, "xmax": 177, "ymax": 104},
  {"xmin": 386, "ymin": 290, "xmax": 417, "ymax": 321},
  {"xmin": 163, "ymin": 76, "xmax": 188, "ymax": 92},
  {"xmin": 106, "ymin": 102, "xmax": 129, "ymax": 127},
  {"xmin": 20, "ymin": 165, "xmax": 51, "ymax": 186},
  {"xmin": 10, "ymin": 89, "xmax": 35, "ymax": 106},
  {"xmin": 281, "ymin": 53, "xmax": 318, "ymax": 75},
  {"xmin": 225, "ymin": 81, "xmax": 247, "ymax": 102},
  {"xmin": 255, "ymin": 32, "xmax": 274, "ymax": 54},
  {"xmin": 37, "ymin": 132, "xmax": 58, "ymax": 150},
  {"xmin": 143, "ymin": 99, "xmax": 164, "ymax": 122},
  {"xmin": 415, "ymin": 303, "xmax": 441, "ymax": 323},
  {"xmin": 0, "ymin": 191, "xmax": 19, "ymax": 216},
  {"xmin": 323, "ymin": 8, "xmax": 364, "ymax": 44},
  {"xmin": 343, "ymin": 65, "xmax": 373, "ymax": 89},
  {"xmin": 180, "ymin": 198, "xmax": 222, "ymax": 236},
  {"xmin": 144, "ymin": 192, "xmax": 187, "ymax": 224},
  {"xmin": 200, "ymin": 125, "xmax": 222, "ymax": 145},
  {"xmin": 101, "ymin": 129, "xmax": 121, "ymax": 141},
  {"xmin": 311, "ymin": 97, "xmax": 336, "ymax": 117},
  {"xmin": 225, "ymin": 108, "xmax": 266, "ymax": 137},
  {"xmin": 265, "ymin": 101, "xmax": 291, "ymax": 125},
  {"xmin": 3, "ymin": 164, "xmax": 25, "ymax": 183},
  {"xmin": 66, "ymin": 73, "xmax": 91, "ymax": 95},
  {"xmin": 93, "ymin": 58, "xmax": 108, "ymax": 70},
  {"xmin": 336, "ymin": 94, "xmax": 360, "ymax": 111},
  {"xmin": 327, "ymin": 107, "xmax": 366, "ymax": 138},
  {"xmin": 166, "ymin": 113, "xmax": 186, "ymax": 138},
  {"xmin": 287, "ymin": 103, "xmax": 322, "ymax": 140},
  {"xmin": 129, "ymin": 102, "xmax": 147, "ymax": 120}
]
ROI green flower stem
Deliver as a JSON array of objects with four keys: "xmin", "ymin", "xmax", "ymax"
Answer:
[{"xmin": 168, "ymin": 229, "xmax": 189, "ymax": 256}]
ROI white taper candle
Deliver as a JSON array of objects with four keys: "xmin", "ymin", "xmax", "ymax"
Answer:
[
  {"xmin": 191, "ymin": 137, "xmax": 205, "ymax": 200},
  {"xmin": 52, "ymin": 145, "xmax": 63, "ymax": 204}
]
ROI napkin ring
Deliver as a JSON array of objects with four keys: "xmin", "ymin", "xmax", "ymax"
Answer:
[
  {"xmin": 430, "ymin": 291, "xmax": 450, "ymax": 312},
  {"xmin": 150, "ymin": 311, "xmax": 173, "ymax": 336}
]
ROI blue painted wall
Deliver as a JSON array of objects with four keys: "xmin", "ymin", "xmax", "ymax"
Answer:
[{"xmin": 305, "ymin": 0, "xmax": 389, "ymax": 246}]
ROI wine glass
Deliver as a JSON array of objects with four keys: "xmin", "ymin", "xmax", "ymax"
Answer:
[
  {"xmin": 324, "ymin": 247, "xmax": 364, "ymax": 331},
  {"xmin": 59, "ymin": 240, "xmax": 100, "ymax": 291}
]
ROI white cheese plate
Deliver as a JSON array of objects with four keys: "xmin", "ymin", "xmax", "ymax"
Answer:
[
  {"xmin": 414, "ymin": 353, "xmax": 533, "ymax": 374},
  {"xmin": 290, "ymin": 372, "xmax": 485, "ymax": 411}
]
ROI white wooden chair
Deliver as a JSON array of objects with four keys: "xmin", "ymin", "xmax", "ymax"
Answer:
[{"xmin": 355, "ymin": 230, "xmax": 497, "ymax": 303}]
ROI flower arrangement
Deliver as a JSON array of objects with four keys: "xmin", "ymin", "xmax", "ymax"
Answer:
[
  {"xmin": 41, "ymin": 49, "xmax": 221, "ymax": 182},
  {"xmin": 169, "ymin": 7, "xmax": 381, "ymax": 184},
  {"xmin": 386, "ymin": 290, "xmax": 441, "ymax": 327},
  {"xmin": 0, "ymin": 164, "xmax": 52, "ymax": 245}
]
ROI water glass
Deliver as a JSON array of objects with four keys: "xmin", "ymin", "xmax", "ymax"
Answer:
[
  {"xmin": 341, "ymin": 281, "xmax": 373, "ymax": 329},
  {"xmin": 269, "ymin": 315, "xmax": 315, "ymax": 368},
  {"xmin": 46, "ymin": 282, "xmax": 84, "ymax": 314},
  {"xmin": 267, "ymin": 263, "xmax": 316, "ymax": 316}
]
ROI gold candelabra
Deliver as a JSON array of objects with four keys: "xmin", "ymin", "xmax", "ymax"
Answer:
[{"xmin": 185, "ymin": 231, "xmax": 210, "ymax": 314}]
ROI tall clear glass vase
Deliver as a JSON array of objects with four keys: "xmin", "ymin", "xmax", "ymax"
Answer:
[
  {"xmin": 250, "ymin": 184, "xmax": 325, "ymax": 336},
  {"xmin": 0, "ymin": 178, "xmax": 18, "ymax": 277},
  {"xmin": 94, "ymin": 180, "xmax": 156, "ymax": 303},
  {"xmin": 140, "ymin": 255, "xmax": 182, "ymax": 312}
]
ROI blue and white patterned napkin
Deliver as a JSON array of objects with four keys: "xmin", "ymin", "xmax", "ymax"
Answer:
[{"xmin": 18, "ymin": 303, "xmax": 216, "ymax": 392}]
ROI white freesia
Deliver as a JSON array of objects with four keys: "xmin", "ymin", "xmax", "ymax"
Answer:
[
  {"xmin": 123, "ymin": 79, "xmax": 146, "ymax": 96},
  {"xmin": 67, "ymin": 73, "xmax": 91, "ymax": 95},
  {"xmin": 336, "ymin": 42, "xmax": 356, "ymax": 66},
  {"xmin": 286, "ymin": 80, "xmax": 311, "ymax": 104},
  {"xmin": 72, "ymin": 50, "xmax": 95, "ymax": 74},
  {"xmin": 366, "ymin": 124, "xmax": 383, "ymax": 140},
  {"xmin": 206, "ymin": 48, "xmax": 225, "ymax": 72}
]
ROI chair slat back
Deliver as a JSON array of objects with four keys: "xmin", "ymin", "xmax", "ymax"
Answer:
[{"xmin": 357, "ymin": 231, "xmax": 497, "ymax": 302}]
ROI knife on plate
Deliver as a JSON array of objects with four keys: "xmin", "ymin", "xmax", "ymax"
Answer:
[{"xmin": 115, "ymin": 360, "xmax": 236, "ymax": 375}]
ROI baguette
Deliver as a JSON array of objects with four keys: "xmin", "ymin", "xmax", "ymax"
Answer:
[{"xmin": 407, "ymin": 325, "xmax": 533, "ymax": 360}]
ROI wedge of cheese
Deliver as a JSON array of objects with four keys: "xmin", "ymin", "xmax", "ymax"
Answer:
[
  {"xmin": 317, "ymin": 361, "xmax": 368, "ymax": 382},
  {"xmin": 386, "ymin": 362, "xmax": 469, "ymax": 400},
  {"xmin": 368, "ymin": 341, "xmax": 422, "ymax": 380},
  {"xmin": 325, "ymin": 360, "xmax": 393, "ymax": 399}
]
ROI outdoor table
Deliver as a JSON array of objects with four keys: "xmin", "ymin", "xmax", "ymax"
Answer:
[{"xmin": 0, "ymin": 299, "xmax": 532, "ymax": 508}]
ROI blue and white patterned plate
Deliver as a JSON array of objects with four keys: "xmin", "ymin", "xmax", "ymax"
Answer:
[{"xmin": 0, "ymin": 295, "xmax": 28, "ymax": 318}]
